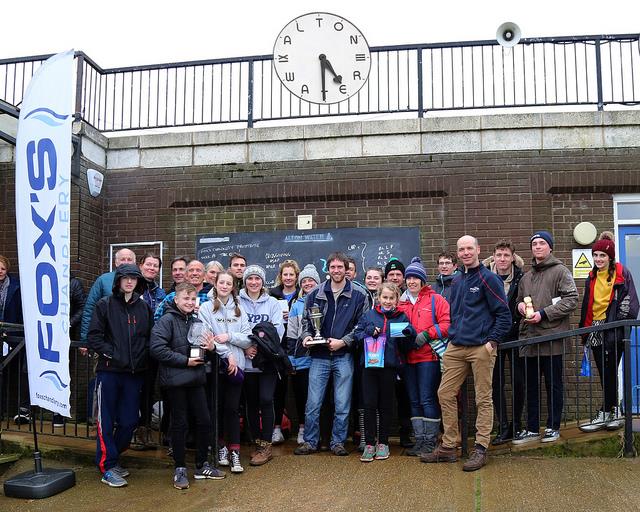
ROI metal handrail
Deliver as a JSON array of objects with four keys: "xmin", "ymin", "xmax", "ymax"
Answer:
[
  {"xmin": 1, "ymin": 33, "xmax": 638, "ymax": 132},
  {"xmin": 500, "ymin": 319, "xmax": 640, "ymax": 350}
]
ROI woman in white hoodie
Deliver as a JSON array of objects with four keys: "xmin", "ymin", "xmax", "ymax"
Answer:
[
  {"xmin": 199, "ymin": 271, "xmax": 252, "ymax": 474},
  {"xmin": 239, "ymin": 265, "xmax": 284, "ymax": 467}
]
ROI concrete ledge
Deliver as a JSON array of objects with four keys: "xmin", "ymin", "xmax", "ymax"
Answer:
[
  {"xmin": 194, "ymin": 144, "xmax": 247, "ymax": 165},
  {"xmin": 140, "ymin": 147, "xmax": 192, "ymax": 168},
  {"xmin": 0, "ymin": 143, "xmax": 13, "ymax": 163},
  {"xmin": 482, "ymin": 128, "xmax": 542, "ymax": 151},
  {"xmin": 304, "ymin": 122, "xmax": 362, "ymax": 139},
  {"xmin": 193, "ymin": 129, "xmax": 247, "ymax": 145},
  {"xmin": 305, "ymin": 136, "xmax": 361, "ymax": 160},
  {"xmin": 81, "ymin": 137, "xmax": 106, "ymax": 168},
  {"xmin": 107, "ymin": 148, "xmax": 140, "ymax": 169},
  {"xmin": 249, "ymin": 140, "xmax": 304, "ymax": 162},
  {"xmin": 140, "ymin": 132, "xmax": 192, "ymax": 148},
  {"xmin": 100, "ymin": 110, "xmax": 640, "ymax": 168},
  {"xmin": 422, "ymin": 131, "xmax": 481, "ymax": 154},
  {"xmin": 543, "ymin": 127, "xmax": 603, "ymax": 149},
  {"xmin": 363, "ymin": 134, "xmax": 420, "ymax": 156}
]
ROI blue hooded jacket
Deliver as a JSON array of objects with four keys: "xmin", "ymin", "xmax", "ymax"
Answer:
[{"xmin": 448, "ymin": 265, "xmax": 511, "ymax": 346}]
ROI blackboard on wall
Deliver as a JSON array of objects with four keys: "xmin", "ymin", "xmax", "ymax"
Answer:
[{"xmin": 195, "ymin": 227, "xmax": 421, "ymax": 288}]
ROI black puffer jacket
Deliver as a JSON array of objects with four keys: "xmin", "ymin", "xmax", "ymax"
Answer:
[
  {"xmin": 87, "ymin": 265, "xmax": 153, "ymax": 374},
  {"xmin": 150, "ymin": 301, "xmax": 206, "ymax": 388},
  {"xmin": 250, "ymin": 321, "xmax": 294, "ymax": 376}
]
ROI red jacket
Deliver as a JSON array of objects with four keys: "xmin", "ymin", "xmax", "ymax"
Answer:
[{"xmin": 399, "ymin": 285, "xmax": 451, "ymax": 364}]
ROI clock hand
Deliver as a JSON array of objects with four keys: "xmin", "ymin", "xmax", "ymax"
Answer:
[
  {"xmin": 319, "ymin": 54, "xmax": 328, "ymax": 101},
  {"xmin": 323, "ymin": 57, "xmax": 342, "ymax": 84}
]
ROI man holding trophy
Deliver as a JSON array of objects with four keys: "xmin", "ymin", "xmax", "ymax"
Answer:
[{"xmin": 294, "ymin": 252, "xmax": 368, "ymax": 456}]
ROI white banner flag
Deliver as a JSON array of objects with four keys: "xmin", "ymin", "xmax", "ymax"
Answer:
[{"xmin": 15, "ymin": 50, "xmax": 74, "ymax": 417}]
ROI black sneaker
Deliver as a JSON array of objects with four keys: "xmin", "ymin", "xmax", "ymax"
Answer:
[
  {"xmin": 512, "ymin": 430, "xmax": 541, "ymax": 445},
  {"xmin": 53, "ymin": 414, "xmax": 65, "ymax": 427},
  {"xmin": 13, "ymin": 407, "xmax": 31, "ymax": 425},
  {"xmin": 194, "ymin": 461, "xmax": 225, "ymax": 480}
]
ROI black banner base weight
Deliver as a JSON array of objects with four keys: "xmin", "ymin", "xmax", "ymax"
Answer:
[{"xmin": 4, "ymin": 467, "xmax": 76, "ymax": 499}]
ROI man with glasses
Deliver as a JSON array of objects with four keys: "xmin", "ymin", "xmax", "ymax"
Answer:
[{"xmin": 433, "ymin": 252, "xmax": 460, "ymax": 303}]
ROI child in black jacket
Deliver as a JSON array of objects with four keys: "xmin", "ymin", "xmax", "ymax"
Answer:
[{"xmin": 151, "ymin": 283, "xmax": 236, "ymax": 489}]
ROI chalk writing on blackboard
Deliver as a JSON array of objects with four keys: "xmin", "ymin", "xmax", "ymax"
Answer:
[{"xmin": 196, "ymin": 227, "xmax": 420, "ymax": 288}]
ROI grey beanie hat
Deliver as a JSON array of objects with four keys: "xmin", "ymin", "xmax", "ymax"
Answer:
[
  {"xmin": 243, "ymin": 264, "xmax": 266, "ymax": 285},
  {"xmin": 298, "ymin": 264, "xmax": 321, "ymax": 285}
]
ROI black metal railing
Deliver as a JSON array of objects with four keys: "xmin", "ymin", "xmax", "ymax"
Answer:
[
  {"xmin": 490, "ymin": 319, "xmax": 640, "ymax": 457},
  {"xmin": 2, "ymin": 319, "xmax": 639, "ymax": 458},
  {"xmin": 1, "ymin": 34, "xmax": 639, "ymax": 133}
]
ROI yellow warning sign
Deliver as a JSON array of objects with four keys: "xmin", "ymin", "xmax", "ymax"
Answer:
[
  {"xmin": 572, "ymin": 249, "xmax": 594, "ymax": 279},
  {"xmin": 575, "ymin": 253, "xmax": 591, "ymax": 268}
]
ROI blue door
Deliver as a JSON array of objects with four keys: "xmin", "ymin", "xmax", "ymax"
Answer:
[{"xmin": 618, "ymin": 226, "xmax": 640, "ymax": 413}]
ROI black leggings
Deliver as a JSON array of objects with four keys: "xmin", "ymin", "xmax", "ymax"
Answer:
[
  {"xmin": 593, "ymin": 339, "xmax": 624, "ymax": 412},
  {"xmin": 273, "ymin": 373, "xmax": 288, "ymax": 427},
  {"xmin": 244, "ymin": 372, "xmax": 278, "ymax": 442},
  {"xmin": 291, "ymin": 369, "xmax": 309, "ymax": 427},
  {"xmin": 217, "ymin": 374, "xmax": 243, "ymax": 450},
  {"xmin": 166, "ymin": 386, "xmax": 211, "ymax": 468},
  {"xmin": 361, "ymin": 367, "xmax": 396, "ymax": 445}
]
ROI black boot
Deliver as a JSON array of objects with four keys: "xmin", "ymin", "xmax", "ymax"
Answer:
[
  {"xmin": 491, "ymin": 422, "xmax": 513, "ymax": 446},
  {"xmin": 399, "ymin": 417, "xmax": 414, "ymax": 448}
]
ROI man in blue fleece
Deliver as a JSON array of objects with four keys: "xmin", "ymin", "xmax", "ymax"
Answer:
[{"xmin": 422, "ymin": 235, "xmax": 511, "ymax": 471}]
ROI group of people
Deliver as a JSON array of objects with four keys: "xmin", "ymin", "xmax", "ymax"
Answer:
[{"xmin": 1, "ymin": 226, "xmax": 637, "ymax": 490}]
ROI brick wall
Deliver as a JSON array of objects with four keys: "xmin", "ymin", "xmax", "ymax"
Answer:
[{"xmin": 2, "ymin": 144, "xmax": 640, "ymax": 426}]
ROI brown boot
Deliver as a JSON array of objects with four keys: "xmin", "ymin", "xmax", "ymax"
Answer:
[
  {"xmin": 462, "ymin": 445, "xmax": 488, "ymax": 472},
  {"xmin": 250, "ymin": 441, "xmax": 273, "ymax": 466},
  {"xmin": 420, "ymin": 444, "xmax": 457, "ymax": 463},
  {"xmin": 250, "ymin": 440, "xmax": 263, "ymax": 459}
]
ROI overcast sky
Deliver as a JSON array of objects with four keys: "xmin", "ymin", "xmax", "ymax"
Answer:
[{"xmin": 2, "ymin": 0, "xmax": 639, "ymax": 67}]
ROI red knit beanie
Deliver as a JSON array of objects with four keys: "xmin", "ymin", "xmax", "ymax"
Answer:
[{"xmin": 592, "ymin": 232, "xmax": 615, "ymax": 260}]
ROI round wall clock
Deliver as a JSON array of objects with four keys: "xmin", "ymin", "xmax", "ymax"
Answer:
[{"xmin": 273, "ymin": 12, "xmax": 371, "ymax": 105}]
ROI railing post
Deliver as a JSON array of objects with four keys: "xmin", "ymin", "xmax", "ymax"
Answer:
[
  {"xmin": 74, "ymin": 53, "xmax": 85, "ymax": 122},
  {"xmin": 417, "ymin": 48, "xmax": 424, "ymax": 118},
  {"xmin": 623, "ymin": 327, "xmax": 635, "ymax": 457},
  {"xmin": 594, "ymin": 38, "xmax": 604, "ymax": 112},
  {"xmin": 247, "ymin": 59, "xmax": 254, "ymax": 128}
]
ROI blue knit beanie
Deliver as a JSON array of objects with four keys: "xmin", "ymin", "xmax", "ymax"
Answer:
[
  {"xmin": 530, "ymin": 231, "xmax": 554, "ymax": 249},
  {"xmin": 404, "ymin": 257, "xmax": 427, "ymax": 284}
]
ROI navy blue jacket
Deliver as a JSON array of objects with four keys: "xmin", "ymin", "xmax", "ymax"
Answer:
[
  {"xmin": 448, "ymin": 265, "xmax": 511, "ymax": 346},
  {"xmin": 0, "ymin": 273, "xmax": 23, "ymax": 325},
  {"xmin": 354, "ymin": 306, "xmax": 417, "ymax": 368},
  {"xmin": 301, "ymin": 278, "xmax": 368, "ymax": 358}
]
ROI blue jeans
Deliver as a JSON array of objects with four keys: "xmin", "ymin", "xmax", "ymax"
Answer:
[
  {"xmin": 404, "ymin": 361, "xmax": 441, "ymax": 419},
  {"xmin": 303, "ymin": 354, "xmax": 353, "ymax": 448}
]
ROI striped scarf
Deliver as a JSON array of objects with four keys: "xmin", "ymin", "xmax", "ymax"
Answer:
[{"xmin": 0, "ymin": 276, "xmax": 10, "ymax": 322}]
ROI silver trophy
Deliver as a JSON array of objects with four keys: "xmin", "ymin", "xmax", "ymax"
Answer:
[
  {"xmin": 307, "ymin": 305, "xmax": 329, "ymax": 346},
  {"xmin": 187, "ymin": 322, "xmax": 207, "ymax": 359}
]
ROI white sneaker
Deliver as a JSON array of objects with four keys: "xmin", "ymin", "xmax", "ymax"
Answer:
[
  {"xmin": 218, "ymin": 446, "xmax": 229, "ymax": 466},
  {"xmin": 606, "ymin": 407, "xmax": 624, "ymax": 430},
  {"xmin": 272, "ymin": 426, "xmax": 285, "ymax": 445},
  {"xmin": 230, "ymin": 450, "xmax": 244, "ymax": 473},
  {"xmin": 541, "ymin": 428, "xmax": 560, "ymax": 443},
  {"xmin": 297, "ymin": 426, "xmax": 305, "ymax": 445},
  {"xmin": 579, "ymin": 410, "xmax": 610, "ymax": 433}
]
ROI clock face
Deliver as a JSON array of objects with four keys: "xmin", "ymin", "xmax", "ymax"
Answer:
[{"xmin": 273, "ymin": 12, "xmax": 371, "ymax": 105}]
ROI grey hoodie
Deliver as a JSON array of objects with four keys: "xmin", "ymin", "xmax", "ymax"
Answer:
[
  {"xmin": 198, "ymin": 295, "xmax": 253, "ymax": 370},
  {"xmin": 239, "ymin": 288, "xmax": 285, "ymax": 372}
]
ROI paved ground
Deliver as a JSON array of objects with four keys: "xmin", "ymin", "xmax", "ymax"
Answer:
[{"xmin": 1, "ymin": 444, "xmax": 639, "ymax": 511}]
